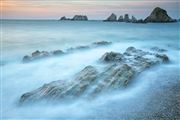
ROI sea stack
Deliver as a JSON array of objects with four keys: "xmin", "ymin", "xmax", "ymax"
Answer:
[
  {"xmin": 145, "ymin": 7, "xmax": 176, "ymax": 22},
  {"xmin": 124, "ymin": 14, "xmax": 130, "ymax": 22},
  {"xmin": 118, "ymin": 15, "xmax": 124, "ymax": 22},
  {"xmin": 72, "ymin": 15, "xmax": 88, "ymax": 21},
  {"xmin": 104, "ymin": 13, "xmax": 117, "ymax": 22},
  {"xmin": 131, "ymin": 16, "xmax": 137, "ymax": 22}
]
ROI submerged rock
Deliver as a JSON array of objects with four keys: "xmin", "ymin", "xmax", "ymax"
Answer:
[
  {"xmin": 145, "ymin": 7, "xmax": 176, "ymax": 22},
  {"xmin": 22, "ymin": 41, "xmax": 111, "ymax": 63},
  {"xmin": 150, "ymin": 47, "xmax": 167, "ymax": 52},
  {"xmin": 104, "ymin": 13, "xmax": 117, "ymax": 22},
  {"xmin": 22, "ymin": 50, "xmax": 64, "ymax": 63},
  {"xmin": 19, "ymin": 47, "xmax": 169, "ymax": 105}
]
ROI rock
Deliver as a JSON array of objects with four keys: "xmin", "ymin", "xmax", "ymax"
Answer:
[
  {"xmin": 66, "ymin": 46, "xmax": 90, "ymax": 52},
  {"xmin": 150, "ymin": 47, "xmax": 167, "ymax": 52},
  {"xmin": 22, "ymin": 55, "xmax": 31, "ymax": 62},
  {"xmin": 100, "ymin": 52, "xmax": 124, "ymax": 62},
  {"xmin": 145, "ymin": 7, "xmax": 176, "ymax": 22},
  {"xmin": 124, "ymin": 14, "xmax": 130, "ymax": 22},
  {"xmin": 92, "ymin": 41, "xmax": 112, "ymax": 46},
  {"xmin": 131, "ymin": 16, "xmax": 137, "ymax": 22},
  {"xmin": 123, "ymin": 46, "xmax": 148, "ymax": 56},
  {"xmin": 104, "ymin": 13, "xmax": 117, "ymax": 22},
  {"xmin": 90, "ymin": 64, "xmax": 135, "ymax": 96},
  {"xmin": 118, "ymin": 15, "xmax": 124, "ymax": 22},
  {"xmin": 32, "ymin": 50, "xmax": 41, "ymax": 57},
  {"xmin": 60, "ymin": 16, "xmax": 67, "ymax": 20},
  {"xmin": 19, "ymin": 47, "xmax": 170, "ymax": 105},
  {"xmin": 155, "ymin": 54, "xmax": 169, "ymax": 62},
  {"xmin": 19, "ymin": 66, "xmax": 98, "ymax": 104},
  {"xmin": 52, "ymin": 50, "xmax": 64, "ymax": 55},
  {"xmin": 72, "ymin": 15, "xmax": 88, "ymax": 21},
  {"xmin": 133, "ymin": 19, "xmax": 147, "ymax": 24}
]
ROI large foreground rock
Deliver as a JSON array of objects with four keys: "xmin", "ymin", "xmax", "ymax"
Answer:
[
  {"xmin": 19, "ymin": 47, "xmax": 169, "ymax": 105},
  {"xmin": 145, "ymin": 7, "xmax": 176, "ymax": 22}
]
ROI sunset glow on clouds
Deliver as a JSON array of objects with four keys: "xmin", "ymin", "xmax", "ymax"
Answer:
[{"xmin": 1, "ymin": 0, "xmax": 180, "ymax": 19}]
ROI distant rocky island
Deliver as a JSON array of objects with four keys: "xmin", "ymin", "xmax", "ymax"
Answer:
[
  {"xmin": 104, "ymin": 7, "xmax": 176, "ymax": 23},
  {"xmin": 59, "ymin": 7, "xmax": 177, "ymax": 23},
  {"xmin": 60, "ymin": 15, "xmax": 88, "ymax": 21}
]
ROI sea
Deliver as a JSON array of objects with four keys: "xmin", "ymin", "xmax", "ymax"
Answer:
[{"xmin": 1, "ymin": 20, "xmax": 180, "ymax": 119}]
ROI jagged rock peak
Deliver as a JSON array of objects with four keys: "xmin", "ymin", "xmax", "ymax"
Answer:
[
  {"xmin": 72, "ymin": 15, "xmax": 88, "ymax": 21},
  {"xmin": 104, "ymin": 13, "xmax": 117, "ymax": 21},
  {"xmin": 145, "ymin": 7, "xmax": 176, "ymax": 22}
]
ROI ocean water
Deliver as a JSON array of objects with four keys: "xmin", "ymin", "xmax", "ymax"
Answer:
[{"xmin": 1, "ymin": 20, "xmax": 180, "ymax": 119}]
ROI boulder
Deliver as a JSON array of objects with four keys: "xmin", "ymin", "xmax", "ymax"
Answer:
[
  {"xmin": 104, "ymin": 13, "xmax": 117, "ymax": 22},
  {"xmin": 145, "ymin": 7, "xmax": 176, "ymax": 22},
  {"xmin": 72, "ymin": 15, "xmax": 88, "ymax": 21}
]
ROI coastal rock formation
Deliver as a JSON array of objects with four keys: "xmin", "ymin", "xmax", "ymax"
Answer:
[
  {"xmin": 72, "ymin": 15, "xmax": 88, "ymax": 21},
  {"xmin": 124, "ymin": 14, "xmax": 130, "ymax": 22},
  {"xmin": 145, "ymin": 7, "xmax": 175, "ymax": 22},
  {"xmin": 118, "ymin": 15, "xmax": 124, "ymax": 22},
  {"xmin": 92, "ymin": 41, "xmax": 112, "ymax": 46},
  {"xmin": 59, "ymin": 15, "xmax": 88, "ymax": 21},
  {"xmin": 59, "ymin": 16, "xmax": 71, "ymax": 21},
  {"xmin": 19, "ymin": 47, "xmax": 169, "ymax": 105},
  {"xmin": 23, "ymin": 50, "xmax": 64, "ymax": 62},
  {"xmin": 131, "ymin": 16, "xmax": 137, "ymax": 22},
  {"xmin": 104, "ymin": 13, "xmax": 117, "ymax": 21},
  {"xmin": 150, "ymin": 47, "xmax": 167, "ymax": 52},
  {"xmin": 22, "ymin": 41, "xmax": 112, "ymax": 63},
  {"xmin": 20, "ymin": 66, "xmax": 98, "ymax": 104},
  {"xmin": 133, "ymin": 19, "xmax": 147, "ymax": 24}
]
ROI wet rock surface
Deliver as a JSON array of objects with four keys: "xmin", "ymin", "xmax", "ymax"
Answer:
[{"xmin": 19, "ymin": 47, "xmax": 169, "ymax": 105}]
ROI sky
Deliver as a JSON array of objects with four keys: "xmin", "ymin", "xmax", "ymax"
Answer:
[{"xmin": 1, "ymin": 0, "xmax": 180, "ymax": 20}]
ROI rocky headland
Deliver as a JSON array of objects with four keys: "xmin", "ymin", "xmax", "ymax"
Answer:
[{"xmin": 19, "ymin": 47, "xmax": 169, "ymax": 105}]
